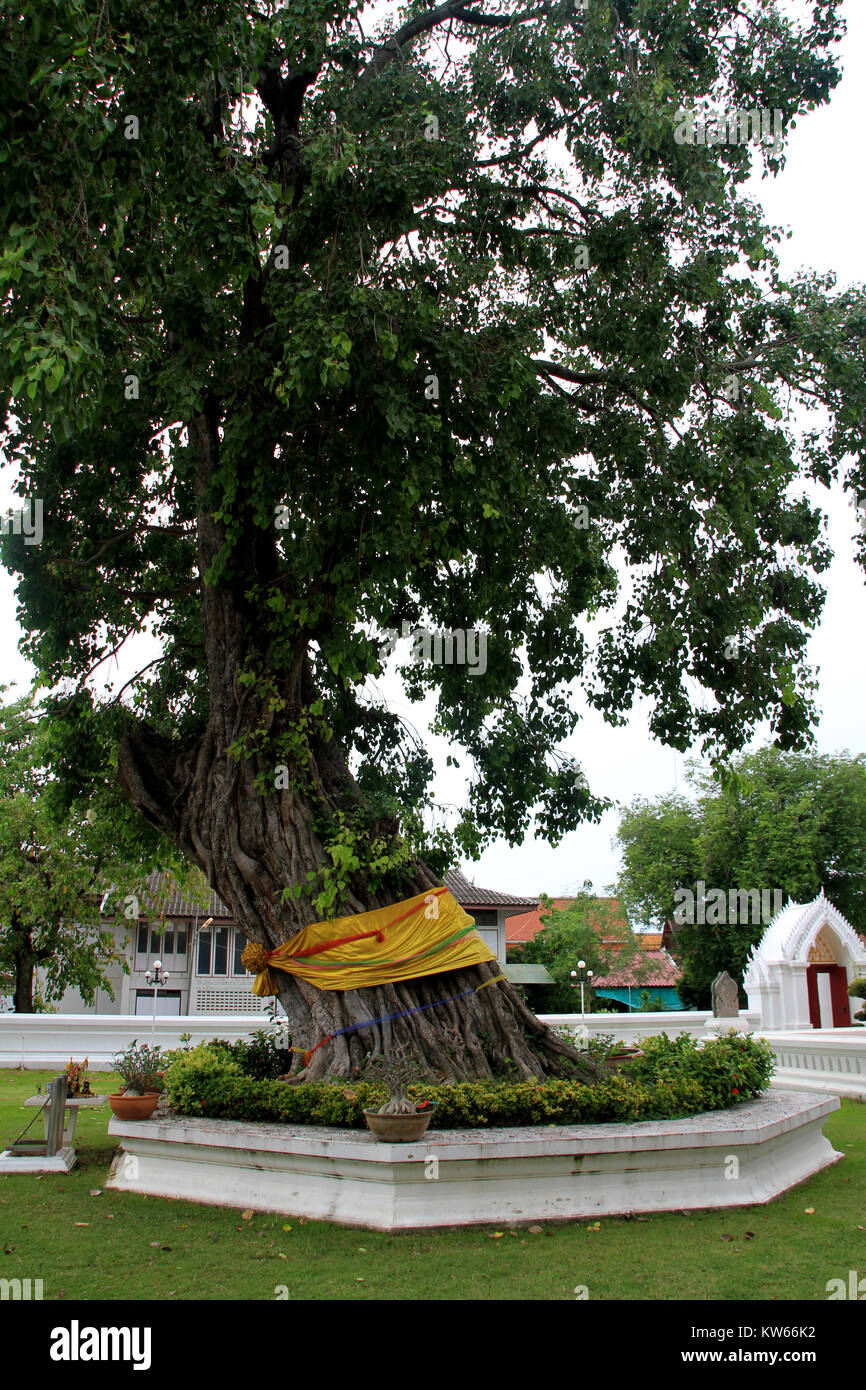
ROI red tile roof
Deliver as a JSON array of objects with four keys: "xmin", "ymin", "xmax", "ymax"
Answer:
[{"xmin": 593, "ymin": 951, "xmax": 682, "ymax": 989}]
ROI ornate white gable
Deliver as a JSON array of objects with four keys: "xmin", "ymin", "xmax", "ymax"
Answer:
[{"xmin": 744, "ymin": 891, "xmax": 866, "ymax": 1030}]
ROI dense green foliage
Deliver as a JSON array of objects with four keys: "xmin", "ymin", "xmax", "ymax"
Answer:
[
  {"xmin": 0, "ymin": 693, "xmax": 145, "ymax": 1011},
  {"xmin": 203, "ymin": 1026, "xmax": 293, "ymax": 1079},
  {"xmin": 1, "ymin": 1, "xmax": 864, "ymax": 889},
  {"xmin": 0, "ymin": 692, "xmax": 214, "ymax": 1011},
  {"xmin": 164, "ymin": 1031, "xmax": 773, "ymax": 1126},
  {"xmin": 616, "ymin": 747, "xmax": 866, "ymax": 1005}
]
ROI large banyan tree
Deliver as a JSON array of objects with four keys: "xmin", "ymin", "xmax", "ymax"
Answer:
[{"xmin": 1, "ymin": 0, "xmax": 864, "ymax": 1078}]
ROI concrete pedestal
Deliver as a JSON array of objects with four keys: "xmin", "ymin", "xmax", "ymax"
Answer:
[{"xmin": 0, "ymin": 1146, "xmax": 77, "ymax": 1173}]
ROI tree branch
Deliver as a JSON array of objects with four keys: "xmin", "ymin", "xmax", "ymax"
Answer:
[
  {"xmin": 106, "ymin": 657, "xmax": 169, "ymax": 708},
  {"xmin": 532, "ymin": 359, "xmax": 613, "ymax": 386},
  {"xmin": 532, "ymin": 360, "xmax": 664, "ymax": 426},
  {"xmin": 356, "ymin": 0, "xmax": 549, "ymax": 86}
]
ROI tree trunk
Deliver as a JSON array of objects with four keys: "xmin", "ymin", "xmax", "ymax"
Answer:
[
  {"xmin": 119, "ymin": 714, "xmax": 597, "ymax": 1081},
  {"xmin": 12, "ymin": 923, "xmax": 35, "ymax": 1014},
  {"xmin": 116, "ymin": 399, "xmax": 598, "ymax": 1084}
]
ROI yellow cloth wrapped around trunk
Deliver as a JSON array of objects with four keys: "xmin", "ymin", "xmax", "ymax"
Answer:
[{"xmin": 243, "ymin": 887, "xmax": 495, "ymax": 994}]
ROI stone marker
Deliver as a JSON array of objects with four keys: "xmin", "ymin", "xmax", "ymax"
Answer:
[{"xmin": 711, "ymin": 971, "xmax": 740, "ymax": 1018}]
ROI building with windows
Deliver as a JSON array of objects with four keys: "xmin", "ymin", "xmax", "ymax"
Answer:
[{"xmin": 46, "ymin": 870, "xmax": 536, "ymax": 1016}]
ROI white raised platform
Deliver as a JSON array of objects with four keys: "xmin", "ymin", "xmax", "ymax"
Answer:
[
  {"xmin": 106, "ymin": 1090, "xmax": 841, "ymax": 1230},
  {"xmin": 760, "ymin": 1029, "xmax": 866, "ymax": 1100}
]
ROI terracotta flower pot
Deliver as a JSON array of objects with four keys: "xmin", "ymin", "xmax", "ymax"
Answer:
[
  {"xmin": 108, "ymin": 1090, "xmax": 161, "ymax": 1121},
  {"xmin": 606, "ymin": 1049, "xmax": 645, "ymax": 1073},
  {"xmin": 363, "ymin": 1104, "xmax": 437, "ymax": 1142}
]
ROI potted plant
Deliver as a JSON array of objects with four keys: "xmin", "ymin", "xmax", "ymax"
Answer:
[
  {"xmin": 605, "ymin": 1046, "xmax": 645, "ymax": 1073},
  {"xmin": 847, "ymin": 978, "xmax": 866, "ymax": 1023},
  {"xmin": 362, "ymin": 1047, "xmax": 437, "ymax": 1142},
  {"xmin": 108, "ymin": 1040, "xmax": 166, "ymax": 1120}
]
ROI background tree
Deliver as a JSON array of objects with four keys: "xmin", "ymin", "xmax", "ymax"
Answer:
[
  {"xmin": 615, "ymin": 748, "xmax": 866, "ymax": 1006},
  {"xmin": 0, "ymin": 693, "xmax": 169, "ymax": 1012},
  {"xmin": 611, "ymin": 792, "xmax": 703, "ymax": 934},
  {"xmin": 1, "ymin": 1, "xmax": 864, "ymax": 1075},
  {"xmin": 513, "ymin": 885, "xmax": 645, "ymax": 1013}
]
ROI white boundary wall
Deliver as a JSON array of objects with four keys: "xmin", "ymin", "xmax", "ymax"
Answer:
[
  {"xmin": 759, "ymin": 1028, "xmax": 866, "ymax": 1100},
  {"xmin": 0, "ymin": 1013, "xmax": 267, "ymax": 1069},
  {"xmin": 0, "ymin": 1009, "xmax": 718, "ymax": 1068},
  {"xmin": 1, "ymin": 1010, "xmax": 863, "ymax": 1098},
  {"xmin": 538, "ymin": 1010, "xmax": 761, "ymax": 1043}
]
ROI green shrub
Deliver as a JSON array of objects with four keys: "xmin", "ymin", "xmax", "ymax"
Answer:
[
  {"xmin": 211, "ymin": 1028, "xmax": 292, "ymax": 1080},
  {"xmin": 163, "ymin": 1028, "xmax": 293, "ymax": 1082},
  {"xmin": 164, "ymin": 1043, "xmax": 244, "ymax": 1112},
  {"xmin": 164, "ymin": 1030, "xmax": 773, "ymax": 1129},
  {"xmin": 624, "ymin": 1031, "xmax": 775, "ymax": 1107}
]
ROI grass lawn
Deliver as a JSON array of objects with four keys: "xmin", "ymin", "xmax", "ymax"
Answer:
[{"xmin": 1, "ymin": 1068, "xmax": 864, "ymax": 1301}]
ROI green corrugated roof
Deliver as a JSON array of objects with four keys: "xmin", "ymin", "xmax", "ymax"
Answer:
[{"xmin": 503, "ymin": 964, "xmax": 555, "ymax": 984}]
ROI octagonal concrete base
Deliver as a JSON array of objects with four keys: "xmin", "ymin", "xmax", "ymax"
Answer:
[{"xmin": 106, "ymin": 1089, "xmax": 841, "ymax": 1230}]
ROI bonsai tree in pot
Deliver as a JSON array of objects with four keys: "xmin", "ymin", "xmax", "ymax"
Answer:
[
  {"xmin": 109, "ymin": 1040, "xmax": 166, "ymax": 1120},
  {"xmin": 362, "ymin": 1044, "xmax": 437, "ymax": 1142}
]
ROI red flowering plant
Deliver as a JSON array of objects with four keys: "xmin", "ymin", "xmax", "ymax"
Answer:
[{"xmin": 623, "ymin": 1032, "xmax": 774, "ymax": 1108}]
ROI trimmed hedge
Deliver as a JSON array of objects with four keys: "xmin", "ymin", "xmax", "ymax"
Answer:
[{"xmin": 164, "ymin": 1031, "xmax": 774, "ymax": 1129}]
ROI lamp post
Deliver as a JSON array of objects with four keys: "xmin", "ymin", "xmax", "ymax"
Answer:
[
  {"xmin": 570, "ymin": 961, "xmax": 594, "ymax": 1029},
  {"xmin": 144, "ymin": 960, "xmax": 170, "ymax": 1040}
]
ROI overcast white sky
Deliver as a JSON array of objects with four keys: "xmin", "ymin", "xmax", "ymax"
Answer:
[{"xmin": 1, "ymin": 1, "xmax": 864, "ymax": 908}]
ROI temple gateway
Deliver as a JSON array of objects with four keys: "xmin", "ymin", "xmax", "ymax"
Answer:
[{"xmin": 744, "ymin": 891, "xmax": 866, "ymax": 1030}]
